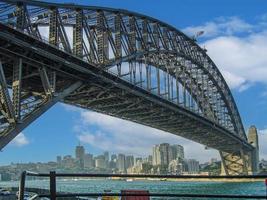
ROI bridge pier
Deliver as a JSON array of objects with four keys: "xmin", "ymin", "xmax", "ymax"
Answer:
[
  {"xmin": 247, "ymin": 126, "xmax": 259, "ymax": 174},
  {"xmin": 220, "ymin": 150, "xmax": 249, "ymax": 175},
  {"xmin": 220, "ymin": 126, "xmax": 259, "ymax": 175}
]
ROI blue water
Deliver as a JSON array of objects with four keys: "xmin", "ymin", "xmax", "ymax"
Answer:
[{"xmin": 0, "ymin": 179, "xmax": 266, "ymax": 199}]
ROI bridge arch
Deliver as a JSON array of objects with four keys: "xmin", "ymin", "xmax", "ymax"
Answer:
[{"xmin": 0, "ymin": 0, "xmax": 256, "ymax": 175}]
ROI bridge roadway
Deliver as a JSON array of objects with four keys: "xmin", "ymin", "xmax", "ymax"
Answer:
[{"xmin": 0, "ymin": 0, "xmax": 257, "ymax": 175}]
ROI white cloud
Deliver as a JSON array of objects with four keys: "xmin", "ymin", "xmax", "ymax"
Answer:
[
  {"xmin": 183, "ymin": 16, "xmax": 267, "ymax": 91},
  {"xmin": 73, "ymin": 110, "xmax": 219, "ymax": 162},
  {"xmin": 11, "ymin": 133, "xmax": 29, "ymax": 147},
  {"xmin": 183, "ymin": 17, "xmax": 253, "ymax": 38},
  {"xmin": 203, "ymin": 31, "xmax": 267, "ymax": 90}
]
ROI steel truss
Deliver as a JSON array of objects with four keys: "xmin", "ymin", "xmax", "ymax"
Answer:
[{"xmin": 0, "ymin": 0, "xmax": 256, "ymax": 175}]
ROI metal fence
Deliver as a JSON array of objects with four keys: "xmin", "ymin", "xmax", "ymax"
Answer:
[{"xmin": 18, "ymin": 171, "xmax": 267, "ymax": 200}]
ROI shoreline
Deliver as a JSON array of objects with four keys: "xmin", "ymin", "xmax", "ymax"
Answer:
[
  {"xmin": 111, "ymin": 177, "xmax": 265, "ymax": 182},
  {"xmin": 0, "ymin": 177, "xmax": 265, "ymax": 183}
]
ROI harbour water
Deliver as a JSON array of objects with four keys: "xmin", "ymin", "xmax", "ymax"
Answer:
[{"xmin": 0, "ymin": 179, "xmax": 266, "ymax": 198}]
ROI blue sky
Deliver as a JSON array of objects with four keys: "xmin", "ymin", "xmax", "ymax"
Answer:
[{"xmin": 1, "ymin": 0, "xmax": 267, "ymax": 165}]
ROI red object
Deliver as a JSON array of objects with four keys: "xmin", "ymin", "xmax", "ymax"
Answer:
[
  {"xmin": 121, "ymin": 190, "xmax": 150, "ymax": 200},
  {"xmin": 265, "ymin": 178, "xmax": 267, "ymax": 185}
]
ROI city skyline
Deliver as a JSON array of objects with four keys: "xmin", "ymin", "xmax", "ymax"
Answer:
[
  {"xmin": 0, "ymin": 142, "xmax": 207, "ymax": 181},
  {"xmin": 0, "ymin": 0, "xmax": 267, "ymax": 166},
  {"xmin": 1, "ymin": 142, "xmax": 266, "ymax": 181}
]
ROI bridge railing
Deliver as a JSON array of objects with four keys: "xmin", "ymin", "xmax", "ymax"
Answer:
[{"xmin": 18, "ymin": 171, "xmax": 267, "ymax": 200}]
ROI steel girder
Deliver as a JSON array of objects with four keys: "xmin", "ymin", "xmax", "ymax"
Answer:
[
  {"xmin": 0, "ymin": 57, "xmax": 82, "ymax": 149},
  {"xmin": 0, "ymin": 0, "xmax": 255, "ymax": 175}
]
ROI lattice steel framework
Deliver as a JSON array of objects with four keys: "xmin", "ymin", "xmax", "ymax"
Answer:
[{"xmin": 0, "ymin": 0, "xmax": 256, "ymax": 175}]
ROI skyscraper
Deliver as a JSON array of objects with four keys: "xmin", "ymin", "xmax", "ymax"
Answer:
[
  {"xmin": 135, "ymin": 157, "xmax": 143, "ymax": 166},
  {"xmin": 186, "ymin": 159, "xmax": 199, "ymax": 174},
  {"xmin": 125, "ymin": 155, "xmax": 134, "ymax": 169},
  {"xmin": 84, "ymin": 153, "xmax": 94, "ymax": 168},
  {"xmin": 104, "ymin": 151, "xmax": 109, "ymax": 163},
  {"xmin": 148, "ymin": 155, "xmax": 153, "ymax": 164},
  {"xmin": 159, "ymin": 143, "xmax": 169, "ymax": 165},
  {"xmin": 170, "ymin": 144, "xmax": 184, "ymax": 161},
  {"xmin": 95, "ymin": 155, "xmax": 106, "ymax": 169},
  {"xmin": 153, "ymin": 143, "xmax": 184, "ymax": 166},
  {"xmin": 117, "ymin": 154, "xmax": 126, "ymax": 173},
  {"xmin": 152, "ymin": 145, "xmax": 161, "ymax": 165},
  {"xmin": 75, "ymin": 145, "xmax": 85, "ymax": 168},
  {"xmin": 111, "ymin": 154, "xmax": 117, "ymax": 161},
  {"xmin": 56, "ymin": 156, "xmax": 62, "ymax": 164}
]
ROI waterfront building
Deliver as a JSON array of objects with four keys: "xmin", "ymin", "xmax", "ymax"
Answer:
[
  {"xmin": 159, "ymin": 143, "xmax": 169, "ymax": 165},
  {"xmin": 169, "ymin": 145, "xmax": 185, "ymax": 162},
  {"xmin": 104, "ymin": 151, "xmax": 109, "ymax": 162},
  {"xmin": 134, "ymin": 157, "xmax": 143, "ymax": 166},
  {"xmin": 153, "ymin": 143, "xmax": 173, "ymax": 166},
  {"xmin": 153, "ymin": 143, "xmax": 185, "ymax": 167},
  {"xmin": 111, "ymin": 154, "xmax": 117, "ymax": 161},
  {"xmin": 84, "ymin": 153, "xmax": 94, "ymax": 168},
  {"xmin": 56, "ymin": 156, "xmax": 62, "ymax": 165},
  {"xmin": 175, "ymin": 145, "xmax": 185, "ymax": 160},
  {"xmin": 125, "ymin": 155, "xmax": 134, "ymax": 169},
  {"xmin": 75, "ymin": 145, "xmax": 85, "ymax": 169},
  {"xmin": 109, "ymin": 159, "xmax": 117, "ymax": 169},
  {"xmin": 117, "ymin": 154, "xmax": 126, "ymax": 173},
  {"xmin": 152, "ymin": 145, "xmax": 161, "ymax": 165},
  {"xmin": 148, "ymin": 155, "xmax": 153, "ymax": 164},
  {"xmin": 95, "ymin": 155, "xmax": 106, "ymax": 169},
  {"xmin": 168, "ymin": 159, "xmax": 183, "ymax": 175},
  {"xmin": 62, "ymin": 155, "xmax": 75, "ymax": 168},
  {"xmin": 168, "ymin": 146, "xmax": 176, "ymax": 163},
  {"xmin": 186, "ymin": 159, "xmax": 200, "ymax": 174}
]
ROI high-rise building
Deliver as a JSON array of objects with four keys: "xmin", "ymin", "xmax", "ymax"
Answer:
[
  {"xmin": 125, "ymin": 155, "xmax": 134, "ymax": 169},
  {"xmin": 84, "ymin": 153, "xmax": 94, "ymax": 168},
  {"xmin": 159, "ymin": 143, "xmax": 169, "ymax": 165},
  {"xmin": 186, "ymin": 159, "xmax": 199, "ymax": 174},
  {"xmin": 168, "ymin": 146, "xmax": 176, "ymax": 163},
  {"xmin": 153, "ymin": 144, "xmax": 184, "ymax": 166},
  {"xmin": 152, "ymin": 143, "xmax": 170, "ymax": 166},
  {"xmin": 170, "ymin": 144, "xmax": 184, "ymax": 161},
  {"xmin": 117, "ymin": 154, "xmax": 126, "ymax": 173},
  {"xmin": 95, "ymin": 155, "xmax": 106, "ymax": 169},
  {"xmin": 56, "ymin": 156, "xmax": 62, "ymax": 164},
  {"xmin": 62, "ymin": 155, "xmax": 75, "ymax": 168},
  {"xmin": 148, "ymin": 155, "xmax": 153, "ymax": 164},
  {"xmin": 111, "ymin": 154, "xmax": 117, "ymax": 161},
  {"xmin": 152, "ymin": 145, "xmax": 161, "ymax": 165},
  {"xmin": 104, "ymin": 151, "xmax": 109, "ymax": 163},
  {"xmin": 75, "ymin": 145, "xmax": 85, "ymax": 168},
  {"xmin": 135, "ymin": 157, "xmax": 143, "ymax": 166},
  {"xmin": 168, "ymin": 159, "xmax": 183, "ymax": 175}
]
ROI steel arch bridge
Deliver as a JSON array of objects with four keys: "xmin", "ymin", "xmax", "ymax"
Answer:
[{"xmin": 0, "ymin": 0, "xmax": 257, "ymax": 175}]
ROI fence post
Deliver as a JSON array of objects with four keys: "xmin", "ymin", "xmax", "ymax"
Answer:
[
  {"xmin": 18, "ymin": 171, "xmax": 26, "ymax": 200},
  {"xmin": 50, "ymin": 171, "xmax": 57, "ymax": 200}
]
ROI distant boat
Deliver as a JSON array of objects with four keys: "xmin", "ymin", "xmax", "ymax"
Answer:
[{"xmin": 126, "ymin": 178, "xmax": 134, "ymax": 182}]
